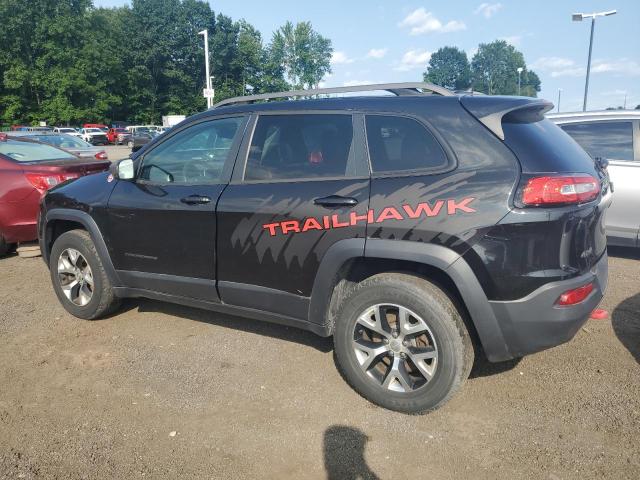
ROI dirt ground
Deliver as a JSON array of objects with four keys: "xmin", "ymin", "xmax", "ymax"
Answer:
[{"xmin": 1, "ymin": 248, "xmax": 639, "ymax": 479}]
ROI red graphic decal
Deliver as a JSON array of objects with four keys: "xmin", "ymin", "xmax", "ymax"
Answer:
[{"xmin": 261, "ymin": 197, "xmax": 476, "ymax": 237}]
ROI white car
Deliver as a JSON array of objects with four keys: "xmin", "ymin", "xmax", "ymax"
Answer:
[
  {"xmin": 53, "ymin": 127, "xmax": 81, "ymax": 137},
  {"xmin": 78, "ymin": 128, "xmax": 108, "ymax": 145},
  {"xmin": 549, "ymin": 110, "xmax": 640, "ymax": 248}
]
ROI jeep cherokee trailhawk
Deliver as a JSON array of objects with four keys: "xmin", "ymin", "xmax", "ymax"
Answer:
[{"xmin": 38, "ymin": 83, "xmax": 610, "ymax": 413}]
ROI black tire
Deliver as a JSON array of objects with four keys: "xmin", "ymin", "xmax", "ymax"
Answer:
[
  {"xmin": 49, "ymin": 229, "xmax": 121, "ymax": 320},
  {"xmin": 333, "ymin": 273, "xmax": 474, "ymax": 414},
  {"xmin": 0, "ymin": 234, "xmax": 15, "ymax": 257}
]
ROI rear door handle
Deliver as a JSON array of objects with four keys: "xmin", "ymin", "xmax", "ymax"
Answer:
[
  {"xmin": 314, "ymin": 195, "xmax": 359, "ymax": 207},
  {"xmin": 181, "ymin": 195, "xmax": 211, "ymax": 205}
]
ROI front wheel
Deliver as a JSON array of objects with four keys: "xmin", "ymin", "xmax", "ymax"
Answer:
[
  {"xmin": 333, "ymin": 273, "xmax": 474, "ymax": 414},
  {"xmin": 49, "ymin": 229, "xmax": 120, "ymax": 319}
]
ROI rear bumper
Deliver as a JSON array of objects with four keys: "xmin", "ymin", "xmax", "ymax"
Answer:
[{"xmin": 488, "ymin": 252, "xmax": 608, "ymax": 358}]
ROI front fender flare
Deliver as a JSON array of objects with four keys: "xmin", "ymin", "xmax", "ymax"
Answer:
[{"xmin": 43, "ymin": 209, "xmax": 121, "ymax": 286}]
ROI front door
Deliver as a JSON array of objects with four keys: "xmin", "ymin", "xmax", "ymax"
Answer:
[
  {"xmin": 106, "ymin": 115, "xmax": 247, "ymax": 300},
  {"xmin": 216, "ymin": 112, "xmax": 370, "ymax": 319},
  {"xmin": 561, "ymin": 120, "xmax": 640, "ymax": 247}
]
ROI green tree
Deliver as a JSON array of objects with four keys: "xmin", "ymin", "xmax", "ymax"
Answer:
[
  {"xmin": 423, "ymin": 46, "xmax": 471, "ymax": 90},
  {"xmin": 269, "ymin": 21, "xmax": 332, "ymax": 89},
  {"xmin": 470, "ymin": 40, "xmax": 540, "ymax": 96}
]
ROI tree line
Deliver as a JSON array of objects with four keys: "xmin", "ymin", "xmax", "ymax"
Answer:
[
  {"xmin": 0, "ymin": 0, "xmax": 332, "ymax": 126},
  {"xmin": 0, "ymin": 0, "xmax": 548, "ymax": 127},
  {"xmin": 423, "ymin": 42, "xmax": 541, "ymax": 96}
]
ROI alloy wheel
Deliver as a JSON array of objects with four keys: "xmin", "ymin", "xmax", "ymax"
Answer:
[
  {"xmin": 352, "ymin": 304, "xmax": 438, "ymax": 393},
  {"xmin": 57, "ymin": 248, "xmax": 94, "ymax": 306}
]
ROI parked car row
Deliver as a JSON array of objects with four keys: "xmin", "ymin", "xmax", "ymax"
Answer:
[
  {"xmin": 0, "ymin": 132, "xmax": 110, "ymax": 256},
  {"xmin": 6, "ymin": 124, "xmax": 172, "ymax": 147}
]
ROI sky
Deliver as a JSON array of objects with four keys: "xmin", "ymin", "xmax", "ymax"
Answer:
[{"xmin": 95, "ymin": 0, "xmax": 640, "ymax": 112}]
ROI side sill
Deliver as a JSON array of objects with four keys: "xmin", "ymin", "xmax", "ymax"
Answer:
[{"xmin": 112, "ymin": 287, "xmax": 331, "ymax": 337}]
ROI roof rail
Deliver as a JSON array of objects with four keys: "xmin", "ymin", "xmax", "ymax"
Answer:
[{"xmin": 211, "ymin": 82, "xmax": 454, "ymax": 109}]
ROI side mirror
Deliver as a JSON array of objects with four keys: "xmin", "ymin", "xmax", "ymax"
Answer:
[
  {"xmin": 113, "ymin": 158, "xmax": 135, "ymax": 180},
  {"xmin": 131, "ymin": 144, "xmax": 143, "ymax": 153}
]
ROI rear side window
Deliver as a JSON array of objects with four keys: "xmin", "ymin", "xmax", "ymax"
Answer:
[
  {"xmin": 502, "ymin": 119, "xmax": 597, "ymax": 174},
  {"xmin": 560, "ymin": 121, "xmax": 634, "ymax": 161},
  {"xmin": 365, "ymin": 115, "xmax": 448, "ymax": 173},
  {"xmin": 0, "ymin": 140, "xmax": 75, "ymax": 162},
  {"xmin": 244, "ymin": 114, "xmax": 353, "ymax": 181}
]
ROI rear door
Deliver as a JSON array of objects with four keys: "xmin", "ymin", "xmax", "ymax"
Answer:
[
  {"xmin": 560, "ymin": 120, "xmax": 639, "ymax": 247},
  {"xmin": 216, "ymin": 112, "xmax": 370, "ymax": 320},
  {"xmin": 106, "ymin": 115, "xmax": 247, "ymax": 300}
]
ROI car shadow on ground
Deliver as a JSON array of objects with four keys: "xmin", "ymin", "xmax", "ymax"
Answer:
[
  {"xmin": 115, "ymin": 298, "xmax": 525, "ymax": 375},
  {"xmin": 324, "ymin": 425, "xmax": 380, "ymax": 480},
  {"xmin": 123, "ymin": 298, "xmax": 334, "ymax": 353},
  {"xmin": 612, "ymin": 292, "xmax": 640, "ymax": 365}
]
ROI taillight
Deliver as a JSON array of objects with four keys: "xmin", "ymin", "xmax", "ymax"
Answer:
[
  {"xmin": 519, "ymin": 174, "xmax": 600, "ymax": 206},
  {"xmin": 25, "ymin": 173, "xmax": 79, "ymax": 193},
  {"xmin": 95, "ymin": 151, "xmax": 108, "ymax": 160},
  {"xmin": 556, "ymin": 282, "xmax": 594, "ymax": 306}
]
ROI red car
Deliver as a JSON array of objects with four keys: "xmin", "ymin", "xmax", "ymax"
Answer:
[
  {"xmin": 106, "ymin": 127, "xmax": 131, "ymax": 145},
  {"xmin": 0, "ymin": 134, "xmax": 110, "ymax": 256}
]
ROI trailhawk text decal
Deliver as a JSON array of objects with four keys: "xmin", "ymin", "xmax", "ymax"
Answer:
[{"xmin": 262, "ymin": 197, "xmax": 476, "ymax": 236}]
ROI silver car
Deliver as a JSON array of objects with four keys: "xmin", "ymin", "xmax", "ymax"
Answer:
[
  {"xmin": 7, "ymin": 132, "xmax": 108, "ymax": 161},
  {"xmin": 549, "ymin": 110, "xmax": 640, "ymax": 247}
]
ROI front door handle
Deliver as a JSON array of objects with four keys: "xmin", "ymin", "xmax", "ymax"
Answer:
[
  {"xmin": 181, "ymin": 195, "xmax": 211, "ymax": 205},
  {"xmin": 314, "ymin": 195, "xmax": 359, "ymax": 207}
]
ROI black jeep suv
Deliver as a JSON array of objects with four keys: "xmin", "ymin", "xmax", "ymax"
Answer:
[{"xmin": 38, "ymin": 83, "xmax": 610, "ymax": 413}]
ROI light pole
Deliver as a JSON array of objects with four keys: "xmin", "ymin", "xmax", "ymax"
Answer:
[
  {"xmin": 572, "ymin": 10, "xmax": 617, "ymax": 112},
  {"xmin": 517, "ymin": 67, "xmax": 523, "ymax": 95},
  {"xmin": 198, "ymin": 29, "xmax": 213, "ymax": 109},
  {"xmin": 557, "ymin": 88, "xmax": 562, "ymax": 112}
]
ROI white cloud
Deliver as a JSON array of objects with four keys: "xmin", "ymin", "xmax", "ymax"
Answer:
[
  {"xmin": 331, "ymin": 51, "xmax": 354, "ymax": 65},
  {"xmin": 591, "ymin": 59, "xmax": 640, "ymax": 76},
  {"xmin": 531, "ymin": 57, "xmax": 640, "ymax": 78},
  {"xmin": 474, "ymin": 3, "xmax": 502, "ymax": 19},
  {"xmin": 394, "ymin": 49, "xmax": 432, "ymax": 71},
  {"xmin": 366, "ymin": 48, "xmax": 388, "ymax": 59},
  {"xmin": 399, "ymin": 8, "xmax": 466, "ymax": 35},
  {"xmin": 500, "ymin": 35, "xmax": 522, "ymax": 46}
]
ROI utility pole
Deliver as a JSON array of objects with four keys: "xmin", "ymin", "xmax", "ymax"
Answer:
[
  {"xmin": 198, "ymin": 30, "xmax": 214, "ymax": 108},
  {"xmin": 517, "ymin": 67, "xmax": 523, "ymax": 95},
  {"xmin": 572, "ymin": 10, "xmax": 617, "ymax": 112},
  {"xmin": 557, "ymin": 88, "xmax": 562, "ymax": 113}
]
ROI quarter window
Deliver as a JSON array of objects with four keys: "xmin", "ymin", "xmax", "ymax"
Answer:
[
  {"xmin": 244, "ymin": 114, "xmax": 354, "ymax": 181},
  {"xmin": 365, "ymin": 115, "xmax": 448, "ymax": 173},
  {"xmin": 139, "ymin": 117, "xmax": 243, "ymax": 184},
  {"xmin": 561, "ymin": 121, "xmax": 634, "ymax": 161}
]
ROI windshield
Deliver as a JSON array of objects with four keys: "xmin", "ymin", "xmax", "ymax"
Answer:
[
  {"xmin": 0, "ymin": 139, "xmax": 76, "ymax": 162},
  {"xmin": 58, "ymin": 128, "xmax": 77, "ymax": 133},
  {"xmin": 35, "ymin": 134, "xmax": 91, "ymax": 149},
  {"xmin": 86, "ymin": 128, "xmax": 102, "ymax": 133}
]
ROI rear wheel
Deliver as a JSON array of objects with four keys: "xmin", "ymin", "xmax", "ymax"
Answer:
[
  {"xmin": 127, "ymin": 140, "xmax": 134, "ymax": 149},
  {"xmin": 49, "ymin": 229, "xmax": 120, "ymax": 319},
  {"xmin": 333, "ymin": 273, "xmax": 474, "ymax": 414}
]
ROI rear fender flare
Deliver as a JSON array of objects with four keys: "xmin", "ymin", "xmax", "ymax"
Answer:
[{"xmin": 310, "ymin": 238, "xmax": 512, "ymax": 361}]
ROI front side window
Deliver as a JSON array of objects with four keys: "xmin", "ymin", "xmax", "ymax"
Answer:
[
  {"xmin": 365, "ymin": 115, "xmax": 449, "ymax": 173},
  {"xmin": 561, "ymin": 121, "xmax": 634, "ymax": 161},
  {"xmin": 139, "ymin": 117, "xmax": 243, "ymax": 184},
  {"xmin": 244, "ymin": 114, "xmax": 354, "ymax": 181}
]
